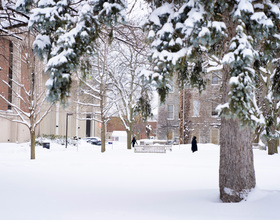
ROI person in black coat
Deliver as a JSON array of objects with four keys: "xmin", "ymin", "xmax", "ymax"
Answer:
[
  {"xmin": 191, "ymin": 136, "xmax": 198, "ymax": 153},
  {"xmin": 131, "ymin": 136, "xmax": 137, "ymax": 148}
]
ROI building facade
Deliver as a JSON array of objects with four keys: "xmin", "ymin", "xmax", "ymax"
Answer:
[
  {"xmin": 0, "ymin": 34, "xmax": 101, "ymax": 143},
  {"xmin": 106, "ymin": 116, "xmax": 157, "ymax": 140},
  {"xmin": 0, "ymin": 35, "xmax": 32, "ymax": 142},
  {"xmin": 157, "ymin": 73, "xmax": 221, "ymax": 144},
  {"xmin": 179, "ymin": 73, "xmax": 221, "ymax": 144},
  {"xmin": 157, "ymin": 76, "xmax": 180, "ymax": 141}
]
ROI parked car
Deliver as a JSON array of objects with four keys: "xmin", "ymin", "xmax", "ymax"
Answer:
[
  {"xmin": 166, "ymin": 138, "xmax": 179, "ymax": 145},
  {"xmin": 85, "ymin": 137, "xmax": 101, "ymax": 145}
]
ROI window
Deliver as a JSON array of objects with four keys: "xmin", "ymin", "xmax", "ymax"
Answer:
[
  {"xmin": 193, "ymin": 100, "xmax": 199, "ymax": 117},
  {"xmin": 167, "ymin": 105, "xmax": 174, "ymax": 120},
  {"xmin": 169, "ymin": 80, "xmax": 174, "ymax": 93},
  {"xmin": 212, "ymin": 74, "xmax": 218, "ymax": 85},
  {"xmin": 8, "ymin": 41, "xmax": 13, "ymax": 110},
  {"xmin": 86, "ymin": 114, "xmax": 91, "ymax": 137},
  {"xmin": 167, "ymin": 130, "xmax": 174, "ymax": 140}
]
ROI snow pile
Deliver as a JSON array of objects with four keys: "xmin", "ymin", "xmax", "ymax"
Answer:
[{"xmin": 0, "ymin": 142, "xmax": 279, "ymax": 220}]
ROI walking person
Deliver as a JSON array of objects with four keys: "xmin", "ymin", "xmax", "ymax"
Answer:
[
  {"xmin": 131, "ymin": 136, "xmax": 137, "ymax": 148},
  {"xmin": 191, "ymin": 136, "xmax": 198, "ymax": 153}
]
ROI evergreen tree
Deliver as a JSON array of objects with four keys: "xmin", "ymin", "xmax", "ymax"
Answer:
[
  {"xmin": 16, "ymin": 0, "xmax": 125, "ymax": 104},
  {"xmin": 145, "ymin": 0, "xmax": 280, "ymax": 202}
]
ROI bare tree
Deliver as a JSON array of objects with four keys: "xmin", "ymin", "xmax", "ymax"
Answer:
[
  {"xmin": 76, "ymin": 35, "xmax": 118, "ymax": 153},
  {"xmin": 0, "ymin": 0, "xmax": 29, "ymax": 37},
  {"xmin": 109, "ymin": 24, "xmax": 152, "ymax": 149},
  {"xmin": 1, "ymin": 0, "xmax": 29, "ymax": 74},
  {"xmin": 253, "ymin": 60, "xmax": 280, "ymax": 155},
  {"xmin": 0, "ymin": 32, "xmax": 54, "ymax": 159}
]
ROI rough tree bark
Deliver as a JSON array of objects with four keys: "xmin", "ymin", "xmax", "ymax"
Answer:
[
  {"xmin": 219, "ymin": 67, "xmax": 256, "ymax": 202},
  {"xmin": 127, "ymin": 106, "xmax": 133, "ymax": 150},
  {"xmin": 219, "ymin": 117, "xmax": 256, "ymax": 202},
  {"xmin": 101, "ymin": 117, "xmax": 106, "ymax": 153},
  {"xmin": 100, "ymin": 91, "xmax": 106, "ymax": 153},
  {"xmin": 127, "ymin": 128, "xmax": 132, "ymax": 150},
  {"xmin": 30, "ymin": 130, "xmax": 36, "ymax": 160},
  {"xmin": 267, "ymin": 113, "xmax": 278, "ymax": 155},
  {"xmin": 267, "ymin": 138, "xmax": 278, "ymax": 155}
]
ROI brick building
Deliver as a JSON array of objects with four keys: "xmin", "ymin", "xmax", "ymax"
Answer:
[
  {"xmin": 0, "ymin": 36, "xmax": 32, "ymax": 142},
  {"xmin": 157, "ymin": 77, "xmax": 180, "ymax": 141},
  {"xmin": 0, "ymin": 34, "xmax": 101, "ymax": 143},
  {"xmin": 106, "ymin": 116, "xmax": 157, "ymax": 140},
  {"xmin": 179, "ymin": 73, "xmax": 221, "ymax": 144},
  {"xmin": 157, "ymin": 73, "xmax": 221, "ymax": 144}
]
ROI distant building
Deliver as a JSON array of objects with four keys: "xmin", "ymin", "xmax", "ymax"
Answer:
[
  {"xmin": 0, "ymin": 35, "xmax": 38, "ymax": 142},
  {"xmin": 106, "ymin": 117, "xmax": 126, "ymax": 140},
  {"xmin": 106, "ymin": 116, "xmax": 157, "ymax": 140},
  {"xmin": 179, "ymin": 73, "xmax": 221, "ymax": 144},
  {"xmin": 40, "ymin": 78, "xmax": 102, "ymax": 140},
  {"xmin": 0, "ymin": 34, "xmax": 101, "ymax": 143},
  {"xmin": 157, "ymin": 75, "xmax": 180, "ymax": 141},
  {"xmin": 112, "ymin": 131, "xmax": 127, "ymax": 142},
  {"xmin": 157, "ymin": 73, "xmax": 221, "ymax": 144}
]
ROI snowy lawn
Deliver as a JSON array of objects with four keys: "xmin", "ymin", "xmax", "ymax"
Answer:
[{"xmin": 0, "ymin": 141, "xmax": 279, "ymax": 220}]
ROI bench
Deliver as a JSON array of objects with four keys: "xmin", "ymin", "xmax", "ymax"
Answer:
[
  {"xmin": 134, "ymin": 145, "xmax": 172, "ymax": 153},
  {"xmin": 139, "ymin": 140, "xmax": 168, "ymax": 145}
]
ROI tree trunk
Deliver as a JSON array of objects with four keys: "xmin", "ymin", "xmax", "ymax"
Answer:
[
  {"xmin": 101, "ymin": 119, "xmax": 106, "ymax": 153},
  {"xmin": 266, "ymin": 124, "xmax": 278, "ymax": 155},
  {"xmin": 127, "ymin": 105, "xmax": 133, "ymax": 150},
  {"xmin": 219, "ymin": 117, "xmax": 256, "ymax": 202},
  {"xmin": 219, "ymin": 66, "xmax": 256, "ymax": 202},
  {"xmin": 267, "ymin": 138, "xmax": 278, "ymax": 155},
  {"xmin": 127, "ymin": 129, "xmax": 132, "ymax": 150},
  {"xmin": 30, "ymin": 130, "xmax": 36, "ymax": 160}
]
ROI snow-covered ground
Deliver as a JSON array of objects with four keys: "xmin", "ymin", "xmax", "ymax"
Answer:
[{"xmin": 0, "ymin": 141, "xmax": 279, "ymax": 220}]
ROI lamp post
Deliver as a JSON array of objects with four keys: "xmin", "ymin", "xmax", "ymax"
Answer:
[{"xmin": 66, "ymin": 113, "xmax": 73, "ymax": 148}]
